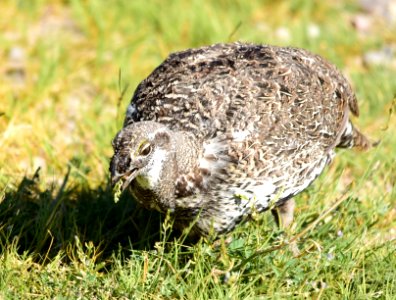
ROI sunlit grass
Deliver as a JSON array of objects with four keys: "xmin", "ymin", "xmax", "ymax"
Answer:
[{"xmin": 1, "ymin": 0, "xmax": 395, "ymax": 298}]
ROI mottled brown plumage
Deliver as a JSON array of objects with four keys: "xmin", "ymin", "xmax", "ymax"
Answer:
[{"xmin": 110, "ymin": 42, "xmax": 370, "ymax": 236}]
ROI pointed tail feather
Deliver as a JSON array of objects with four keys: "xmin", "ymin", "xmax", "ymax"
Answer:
[{"xmin": 337, "ymin": 121, "xmax": 376, "ymax": 150}]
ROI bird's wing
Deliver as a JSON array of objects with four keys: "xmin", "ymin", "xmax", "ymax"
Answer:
[{"xmin": 125, "ymin": 43, "xmax": 359, "ymax": 152}]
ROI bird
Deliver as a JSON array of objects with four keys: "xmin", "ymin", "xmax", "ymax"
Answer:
[{"xmin": 110, "ymin": 42, "xmax": 371, "ymax": 237}]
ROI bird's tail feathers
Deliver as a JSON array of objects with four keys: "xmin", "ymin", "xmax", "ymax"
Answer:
[{"xmin": 337, "ymin": 121, "xmax": 377, "ymax": 150}]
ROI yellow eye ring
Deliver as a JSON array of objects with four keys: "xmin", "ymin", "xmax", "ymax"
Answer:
[{"xmin": 139, "ymin": 143, "xmax": 152, "ymax": 156}]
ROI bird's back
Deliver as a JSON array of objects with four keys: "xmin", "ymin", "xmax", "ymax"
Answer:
[{"xmin": 124, "ymin": 42, "xmax": 358, "ymax": 151}]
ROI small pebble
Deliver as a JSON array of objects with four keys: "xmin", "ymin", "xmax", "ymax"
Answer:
[
  {"xmin": 275, "ymin": 27, "xmax": 291, "ymax": 42},
  {"xmin": 327, "ymin": 252, "xmax": 335, "ymax": 261},
  {"xmin": 307, "ymin": 23, "xmax": 320, "ymax": 38},
  {"xmin": 351, "ymin": 14, "xmax": 373, "ymax": 33},
  {"xmin": 359, "ymin": 0, "xmax": 396, "ymax": 24},
  {"xmin": 363, "ymin": 46, "xmax": 395, "ymax": 68},
  {"xmin": 9, "ymin": 46, "xmax": 25, "ymax": 63}
]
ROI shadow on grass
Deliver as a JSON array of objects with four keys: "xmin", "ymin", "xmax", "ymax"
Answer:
[{"xmin": 0, "ymin": 167, "xmax": 175, "ymax": 264}]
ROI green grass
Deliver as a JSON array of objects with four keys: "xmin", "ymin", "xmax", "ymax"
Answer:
[{"xmin": 1, "ymin": 0, "xmax": 395, "ymax": 298}]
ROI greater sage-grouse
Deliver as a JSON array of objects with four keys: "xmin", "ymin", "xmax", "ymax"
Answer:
[{"xmin": 110, "ymin": 42, "xmax": 371, "ymax": 237}]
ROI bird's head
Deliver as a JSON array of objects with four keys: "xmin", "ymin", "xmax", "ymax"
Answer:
[{"xmin": 110, "ymin": 121, "xmax": 173, "ymax": 194}]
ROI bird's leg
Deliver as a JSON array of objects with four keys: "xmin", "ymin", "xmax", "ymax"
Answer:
[
  {"xmin": 271, "ymin": 199, "xmax": 300, "ymax": 256},
  {"xmin": 272, "ymin": 198, "xmax": 295, "ymax": 228}
]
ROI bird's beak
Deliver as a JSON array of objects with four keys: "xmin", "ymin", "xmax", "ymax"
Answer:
[{"xmin": 111, "ymin": 167, "xmax": 139, "ymax": 193}]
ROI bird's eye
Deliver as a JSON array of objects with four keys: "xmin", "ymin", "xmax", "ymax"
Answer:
[{"xmin": 139, "ymin": 143, "xmax": 152, "ymax": 156}]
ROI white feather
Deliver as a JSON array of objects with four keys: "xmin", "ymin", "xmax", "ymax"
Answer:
[
  {"xmin": 232, "ymin": 130, "xmax": 250, "ymax": 142},
  {"xmin": 148, "ymin": 149, "xmax": 167, "ymax": 184},
  {"xmin": 136, "ymin": 148, "xmax": 167, "ymax": 189},
  {"xmin": 230, "ymin": 180, "xmax": 277, "ymax": 209},
  {"xmin": 344, "ymin": 121, "xmax": 353, "ymax": 135},
  {"xmin": 203, "ymin": 139, "xmax": 227, "ymax": 156},
  {"xmin": 199, "ymin": 138, "xmax": 229, "ymax": 171},
  {"xmin": 251, "ymin": 181, "xmax": 277, "ymax": 198}
]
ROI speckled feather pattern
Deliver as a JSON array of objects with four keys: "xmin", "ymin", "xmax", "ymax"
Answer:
[{"xmin": 111, "ymin": 42, "xmax": 370, "ymax": 236}]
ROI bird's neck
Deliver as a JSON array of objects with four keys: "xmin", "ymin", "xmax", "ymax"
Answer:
[
  {"xmin": 136, "ymin": 131, "xmax": 201, "ymax": 211},
  {"xmin": 172, "ymin": 131, "xmax": 201, "ymax": 177}
]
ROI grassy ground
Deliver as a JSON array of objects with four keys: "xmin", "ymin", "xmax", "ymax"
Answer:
[{"xmin": 1, "ymin": 0, "xmax": 395, "ymax": 299}]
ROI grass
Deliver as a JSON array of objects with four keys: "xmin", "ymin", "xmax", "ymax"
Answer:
[{"xmin": 1, "ymin": 0, "xmax": 395, "ymax": 298}]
